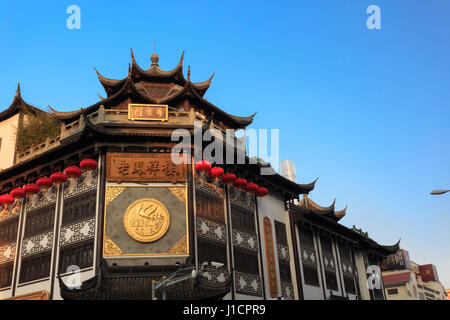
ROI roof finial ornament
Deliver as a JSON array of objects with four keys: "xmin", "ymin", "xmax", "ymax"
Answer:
[
  {"xmin": 151, "ymin": 42, "xmax": 159, "ymax": 67},
  {"xmin": 16, "ymin": 83, "xmax": 21, "ymax": 96},
  {"xmin": 187, "ymin": 66, "xmax": 191, "ymax": 81}
]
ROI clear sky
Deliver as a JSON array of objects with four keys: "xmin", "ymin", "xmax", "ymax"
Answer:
[{"xmin": 0, "ymin": 1, "xmax": 449, "ymax": 287}]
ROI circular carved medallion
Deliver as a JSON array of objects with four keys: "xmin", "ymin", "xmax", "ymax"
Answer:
[{"xmin": 123, "ymin": 198, "xmax": 170, "ymax": 242}]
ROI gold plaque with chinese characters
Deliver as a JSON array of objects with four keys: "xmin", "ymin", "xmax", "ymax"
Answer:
[
  {"xmin": 128, "ymin": 104, "xmax": 168, "ymax": 121},
  {"xmin": 123, "ymin": 198, "xmax": 170, "ymax": 242},
  {"xmin": 106, "ymin": 153, "xmax": 186, "ymax": 183}
]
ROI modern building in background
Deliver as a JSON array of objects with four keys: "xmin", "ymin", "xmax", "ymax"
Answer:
[
  {"xmin": 280, "ymin": 160, "xmax": 297, "ymax": 183},
  {"xmin": 381, "ymin": 249, "xmax": 447, "ymax": 300},
  {"xmin": 0, "ymin": 51, "xmax": 404, "ymax": 300}
]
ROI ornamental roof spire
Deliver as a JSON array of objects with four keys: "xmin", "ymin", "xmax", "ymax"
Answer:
[{"xmin": 150, "ymin": 53, "xmax": 159, "ymax": 67}]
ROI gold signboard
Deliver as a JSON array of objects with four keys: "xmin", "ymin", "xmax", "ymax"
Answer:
[
  {"xmin": 128, "ymin": 103, "xmax": 168, "ymax": 121},
  {"xmin": 263, "ymin": 217, "xmax": 278, "ymax": 298},
  {"xmin": 106, "ymin": 153, "xmax": 186, "ymax": 183}
]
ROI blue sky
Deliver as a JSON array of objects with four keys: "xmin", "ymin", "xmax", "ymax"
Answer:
[{"xmin": 0, "ymin": 1, "xmax": 449, "ymax": 287}]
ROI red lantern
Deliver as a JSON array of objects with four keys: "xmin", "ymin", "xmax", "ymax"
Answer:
[
  {"xmin": 37, "ymin": 177, "xmax": 53, "ymax": 191},
  {"xmin": 245, "ymin": 182, "xmax": 258, "ymax": 194},
  {"xmin": 24, "ymin": 184, "xmax": 40, "ymax": 196},
  {"xmin": 0, "ymin": 194, "xmax": 14, "ymax": 210},
  {"xmin": 80, "ymin": 159, "xmax": 98, "ymax": 172},
  {"xmin": 233, "ymin": 178, "xmax": 247, "ymax": 189},
  {"xmin": 255, "ymin": 187, "xmax": 269, "ymax": 197},
  {"xmin": 64, "ymin": 166, "xmax": 82, "ymax": 180},
  {"xmin": 194, "ymin": 160, "xmax": 212, "ymax": 173},
  {"xmin": 50, "ymin": 172, "xmax": 68, "ymax": 185},
  {"xmin": 208, "ymin": 167, "xmax": 224, "ymax": 179},
  {"xmin": 10, "ymin": 188, "xmax": 26, "ymax": 199},
  {"xmin": 221, "ymin": 173, "xmax": 236, "ymax": 185}
]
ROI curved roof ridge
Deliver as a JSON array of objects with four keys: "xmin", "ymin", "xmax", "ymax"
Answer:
[
  {"xmin": 305, "ymin": 196, "xmax": 336, "ymax": 212},
  {"xmin": 334, "ymin": 204, "xmax": 347, "ymax": 220},
  {"xmin": 380, "ymin": 239, "xmax": 401, "ymax": 253},
  {"xmin": 0, "ymin": 83, "xmax": 48, "ymax": 122},
  {"xmin": 187, "ymin": 84, "xmax": 256, "ymax": 128},
  {"xmin": 51, "ymin": 76, "xmax": 159, "ymax": 121},
  {"xmin": 131, "ymin": 49, "xmax": 184, "ymax": 80}
]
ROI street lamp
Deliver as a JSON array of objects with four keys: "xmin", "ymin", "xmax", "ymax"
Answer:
[
  {"xmin": 430, "ymin": 190, "xmax": 449, "ymax": 195},
  {"xmin": 151, "ymin": 261, "xmax": 224, "ymax": 300}
]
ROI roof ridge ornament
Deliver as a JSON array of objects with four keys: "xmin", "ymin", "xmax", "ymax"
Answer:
[
  {"xmin": 187, "ymin": 65, "xmax": 191, "ymax": 81},
  {"xmin": 151, "ymin": 53, "xmax": 159, "ymax": 67}
]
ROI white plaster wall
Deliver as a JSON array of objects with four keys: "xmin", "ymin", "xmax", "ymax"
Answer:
[
  {"xmin": 15, "ymin": 279, "xmax": 52, "ymax": 297},
  {"xmin": 0, "ymin": 114, "xmax": 19, "ymax": 170},
  {"xmin": 354, "ymin": 251, "xmax": 371, "ymax": 300},
  {"xmin": 0, "ymin": 287, "xmax": 12, "ymax": 299}
]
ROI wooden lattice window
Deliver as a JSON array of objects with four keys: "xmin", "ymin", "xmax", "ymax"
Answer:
[
  {"xmin": 197, "ymin": 238, "xmax": 227, "ymax": 268},
  {"xmin": 339, "ymin": 245, "xmax": 357, "ymax": 295},
  {"xmin": 278, "ymin": 261, "xmax": 292, "ymax": 282},
  {"xmin": 233, "ymin": 247, "xmax": 259, "ymax": 275},
  {"xmin": 195, "ymin": 189, "xmax": 225, "ymax": 223},
  {"xmin": 298, "ymin": 226, "xmax": 320, "ymax": 287},
  {"xmin": 274, "ymin": 221, "xmax": 288, "ymax": 246},
  {"xmin": 320, "ymin": 236, "xmax": 338, "ymax": 291},
  {"xmin": 58, "ymin": 239, "xmax": 94, "ymax": 274},
  {"xmin": 0, "ymin": 216, "xmax": 19, "ymax": 245},
  {"xmin": 0, "ymin": 262, "xmax": 13, "ymax": 288},
  {"xmin": 24, "ymin": 205, "xmax": 56, "ymax": 237},
  {"xmin": 230, "ymin": 203, "xmax": 255, "ymax": 234},
  {"xmin": 299, "ymin": 227, "xmax": 315, "ymax": 249},
  {"xmin": 19, "ymin": 251, "xmax": 52, "ymax": 283},
  {"xmin": 62, "ymin": 190, "xmax": 97, "ymax": 226}
]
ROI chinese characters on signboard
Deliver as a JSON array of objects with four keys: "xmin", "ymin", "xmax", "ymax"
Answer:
[
  {"xmin": 263, "ymin": 217, "xmax": 278, "ymax": 298},
  {"xmin": 106, "ymin": 153, "xmax": 186, "ymax": 183},
  {"xmin": 128, "ymin": 104, "xmax": 168, "ymax": 121}
]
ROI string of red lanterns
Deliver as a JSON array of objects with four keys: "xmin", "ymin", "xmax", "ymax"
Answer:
[
  {"xmin": 0, "ymin": 159, "xmax": 99, "ymax": 213},
  {"xmin": 194, "ymin": 161, "xmax": 269, "ymax": 197}
]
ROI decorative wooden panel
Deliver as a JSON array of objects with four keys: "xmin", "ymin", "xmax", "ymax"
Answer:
[{"xmin": 263, "ymin": 217, "xmax": 278, "ymax": 298}]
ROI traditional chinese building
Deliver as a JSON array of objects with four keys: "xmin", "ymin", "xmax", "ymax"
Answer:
[{"xmin": 0, "ymin": 50, "xmax": 398, "ymax": 300}]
